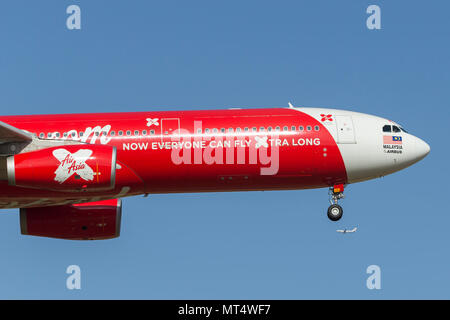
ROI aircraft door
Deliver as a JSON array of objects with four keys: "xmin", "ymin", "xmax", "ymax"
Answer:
[
  {"xmin": 335, "ymin": 115, "xmax": 356, "ymax": 144},
  {"xmin": 161, "ymin": 118, "xmax": 180, "ymax": 142}
]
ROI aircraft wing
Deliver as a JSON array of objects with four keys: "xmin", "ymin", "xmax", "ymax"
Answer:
[{"xmin": 0, "ymin": 121, "xmax": 33, "ymax": 144}]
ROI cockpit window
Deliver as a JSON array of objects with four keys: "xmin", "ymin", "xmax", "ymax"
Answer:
[
  {"xmin": 392, "ymin": 126, "xmax": 401, "ymax": 133},
  {"xmin": 382, "ymin": 125, "xmax": 391, "ymax": 132},
  {"xmin": 400, "ymin": 127, "xmax": 408, "ymax": 133}
]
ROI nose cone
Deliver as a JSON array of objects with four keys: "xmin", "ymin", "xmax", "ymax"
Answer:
[
  {"xmin": 407, "ymin": 137, "xmax": 430, "ymax": 164},
  {"xmin": 413, "ymin": 137, "xmax": 430, "ymax": 162}
]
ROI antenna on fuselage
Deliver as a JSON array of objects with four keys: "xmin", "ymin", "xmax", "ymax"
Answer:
[{"xmin": 288, "ymin": 102, "xmax": 295, "ymax": 108}]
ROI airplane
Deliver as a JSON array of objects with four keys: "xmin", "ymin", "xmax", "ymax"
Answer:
[
  {"xmin": 0, "ymin": 105, "xmax": 430, "ymax": 240},
  {"xmin": 336, "ymin": 227, "xmax": 357, "ymax": 234}
]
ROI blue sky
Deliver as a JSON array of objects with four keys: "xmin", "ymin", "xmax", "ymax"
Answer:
[{"xmin": 0, "ymin": 0, "xmax": 448, "ymax": 299}]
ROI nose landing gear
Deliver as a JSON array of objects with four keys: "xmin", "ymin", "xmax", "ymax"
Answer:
[{"xmin": 327, "ymin": 184, "xmax": 345, "ymax": 221}]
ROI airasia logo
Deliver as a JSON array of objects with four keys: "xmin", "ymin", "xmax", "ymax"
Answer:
[
  {"xmin": 320, "ymin": 114, "xmax": 333, "ymax": 122},
  {"xmin": 52, "ymin": 149, "xmax": 94, "ymax": 184}
]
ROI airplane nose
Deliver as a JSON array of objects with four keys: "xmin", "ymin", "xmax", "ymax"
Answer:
[{"xmin": 414, "ymin": 137, "xmax": 430, "ymax": 161}]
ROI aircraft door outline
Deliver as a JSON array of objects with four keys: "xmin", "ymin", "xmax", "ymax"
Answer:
[
  {"xmin": 160, "ymin": 118, "xmax": 181, "ymax": 142},
  {"xmin": 335, "ymin": 115, "xmax": 356, "ymax": 144}
]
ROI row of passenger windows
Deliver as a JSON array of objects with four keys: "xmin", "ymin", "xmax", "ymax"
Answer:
[
  {"xmin": 36, "ymin": 125, "xmax": 320, "ymax": 139},
  {"xmin": 198, "ymin": 125, "xmax": 320, "ymax": 134},
  {"xmin": 37, "ymin": 130, "xmax": 157, "ymax": 139},
  {"xmin": 383, "ymin": 125, "xmax": 407, "ymax": 133}
]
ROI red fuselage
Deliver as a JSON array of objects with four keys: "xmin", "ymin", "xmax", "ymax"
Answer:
[{"xmin": 0, "ymin": 108, "xmax": 347, "ymax": 208}]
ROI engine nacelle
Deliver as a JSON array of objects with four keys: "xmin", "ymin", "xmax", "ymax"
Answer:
[
  {"xmin": 7, "ymin": 145, "xmax": 116, "ymax": 192},
  {"xmin": 20, "ymin": 199, "xmax": 122, "ymax": 240}
]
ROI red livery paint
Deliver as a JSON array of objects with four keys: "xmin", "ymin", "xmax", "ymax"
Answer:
[{"xmin": 0, "ymin": 108, "xmax": 347, "ymax": 208}]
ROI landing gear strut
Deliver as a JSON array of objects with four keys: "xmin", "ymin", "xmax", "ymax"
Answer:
[{"xmin": 327, "ymin": 184, "xmax": 345, "ymax": 221}]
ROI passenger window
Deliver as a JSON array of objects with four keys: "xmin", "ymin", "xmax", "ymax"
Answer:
[
  {"xmin": 383, "ymin": 125, "xmax": 392, "ymax": 132},
  {"xmin": 307, "ymin": 126, "xmax": 312, "ymax": 131},
  {"xmin": 118, "ymin": 131, "xmax": 123, "ymax": 136},
  {"xmin": 314, "ymin": 125, "xmax": 320, "ymax": 131},
  {"xmin": 291, "ymin": 126, "xmax": 296, "ymax": 131},
  {"xmin": 392, "ymin": 126, "xmax": 401, "ymax": 133},
  {"xmin": 275, "ymin": 126, "xmax": 280, "ymax": 131},
  {"xmin": 299, "ymin": 126, "xmax": 304, "ymax": 131},
  {"xmin": 252, "ymin": 127, "xmax": 257, "ymax": 132},
  {"xmin": 221, "ymin": 128, "xmax": 225, "ymax": 133},
  {"xmin": 283, "ymin": 126, "xmax": 288, "ymax": 131},
  {"xmin": 142, "ymin": 130, "xmax": 147, "ymax": 136}
]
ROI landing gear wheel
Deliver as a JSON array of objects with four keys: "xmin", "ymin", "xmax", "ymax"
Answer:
[
  {"xmin": 327, "ymin": 184, "xmax": 345, "ymax": 221},
  {"xmin": 327, "ymin": 204, "xmax": 343, "ymax": 221}
]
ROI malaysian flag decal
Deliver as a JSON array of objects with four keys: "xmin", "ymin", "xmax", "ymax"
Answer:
[{"xmin": 383, "ymin": 135, "xmax": 402, "ymax": 145}]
